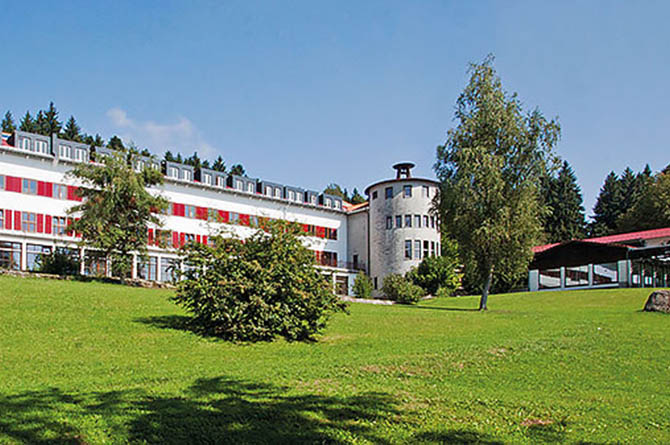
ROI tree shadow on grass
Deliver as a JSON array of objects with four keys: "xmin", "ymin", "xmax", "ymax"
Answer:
[
  {"xmin": 0, "ymin": 376, "xmax": 401, "ymax": 444},
  {"xmin": 412, "ymin": 429, "xmax": 504, "ymax": 444},
  {"xmin": 135, "ymin": 314, "xmax": 199, "ymax": 334}
]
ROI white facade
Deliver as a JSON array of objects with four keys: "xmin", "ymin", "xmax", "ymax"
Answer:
[{"xmin": 0, "ymin": 131, "xmax": 442, "ymax": 297}]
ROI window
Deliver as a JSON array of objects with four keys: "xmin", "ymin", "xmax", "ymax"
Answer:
[
  {"xmin": 216, "ymin": 176, "xmax": 225, "ymax": 187},
  {"xmin": 372, "ymin": 191, "xmax": 378, "ymax": 200},
  {"xmin": 75, "ymin": 148, "xmax": 86, "ymax": 162},
  {"xmin": 430, "ymin": 216, "xmax": 435, "ymax": 229},
  {"xmin": 422, "ymin": 185, "xmax": 429, "ymax": 198},
  {"xmin": 423, "ymin": 240, "xmax": 429, "ymax": 259},
  {"xmin": 27, "ymin": 244, "xmax": 51, "ymax": 271},
  {"xmin": 22, "ymin": 212, "xmax": 37, "ymax": 232},
  {"xmin": 184, "ymin": 205, "xmax": 196, "ymax": 218},
  {"xmin": 22, "ymin": 179, "xmax": 37, "ymax": 195},
  {"xmin": 53, "ymin": 216, "xmax": 67, "ymax": 235},
  {"xmin": 288, "ymin": 190, "xmax": 296, "ymax": 201},
  {"xmin": 565, "ymin": 265, "xmax": 589, "ymax": 287},
  {"xmin": 430, "ymin": 241, "xmax": 435, "ymax": 257},
  {"xmin": 593, "ymin": 263, "xmax": 618, "ymax": 285},
  {"xmin": 183, "ymin": 170, "xmax": 192, "ymax": 181},
  {"xmin": 59, "ymin": 144, "xmax": 72, "ymax": 159},
  {"xmin": 539, "ymin": 268, "xmax": 561, "ymax": 289},
  {"xmin": 203, "ymin": 174, "xmax": 212, "ymax": 185},
  {"xmin": 310, "ymin": 195, "xmax": 317, "ymax": 205},
  {"xmin": 423, "ymin": 215, "xmax": 429, "ymax": 227},
  {"xmin": 266, "ymin": 186, "xmax": 272, "ymax": 196},
  {"xmin": 160, "ymin": 258, "xmax": 179, "ymax": 282},
  {"xmin": 35, "ymin": 140, "xmax": 48, "ymax": 154},
  {"xmin": 135, "ymin": 160, "xmax": 145, "ymax": 172},
  {"xmin": 414, "ymin": 240, "xmax": 421, "ymax": 260},
  {"xmin": 138, "ymin": 256, "xmax": 158, "ymax": 281},
  {"xmin": 404, "ymin": 240, "xmax": 412, "ymax": 259},
  {"xmin": 0, "ymin": 241, "xmax": 21, "ymax": 270},
  {"xmin": 168, "ymin": 167, "xmax": 179, "ymax": 178},
  {"xmin": 248, "ymin": 183, "xmax": 254, "ymax": 193},
  {"xmin": 184, "ymin": 233, "xmax": 196, "ymax": 244},
  {"xmin": 405, "ymin": 215, "xmax": 412, "ymax": 228},
  {"xmin": 414, "ymin": 215, "xmax": 421, "ymax": 228},
  {"xmin": 385, "ymin": 187, "xmax": 393, "ymax": 199},
  {"xmin": 20, "ymin": 138, "xmax": 31, "ymax": 151},
  {"xmin": 0, "ymin": 210, "xmax": 3, "ymax": 227},
  {"xmin": 274, "ymin": 188, "xmax": 281, "ymax": 198},
  {"xmin": 334, "ymin": 201, "xmax": 341, "ymax": 209},
  {"xmin": 395, "ymin": 215, "xmax": 402, "ymax": 228},
  {"xmin": 386, "ymin": 216, "xmax": 392, "ymax": 229},
  {"xmin": 53, "ymin": 184, "xmax": 67, "ymax": 200},
  {"xmin": 325, "ymin": 198, "xmax": 332, "ymax": 207},
  {"xmin": 0, "ymin": 175, "xmax": 4, "ymax": 189},
  {"xmin": 403, "ymin": 185, "xmax": 412, "ymax": 198}
]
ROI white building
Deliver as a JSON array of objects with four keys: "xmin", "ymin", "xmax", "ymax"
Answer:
[{"xmin": 0, "ymin": 130, "xmax": 441, "ymax": 296}]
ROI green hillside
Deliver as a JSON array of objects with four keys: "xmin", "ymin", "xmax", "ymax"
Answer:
[{"xmin": 0, "ymin": 276, "xmax": 668, "ymax": 444}]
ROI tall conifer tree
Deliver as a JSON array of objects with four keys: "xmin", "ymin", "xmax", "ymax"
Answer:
[
  {"xmin": 19, "ymin": 111, "xmax": 36, "ymax": 133},
  {"xmin": 2, "ymin": 111, "xmax": 16, "ymax": 133},
  {"xmin": 543, "ymin": 161, "xmax": 586, "ymax": 242},
  {"xmin": 43, "ymin": 101, "xmax": 62, "ymax": 135},
  {"xmin": 62, "ymin": 116, "xmax": 82, "ymax": 142},
  {"xmin": 590, "ymin": 172, "xmax": 622, "ymax": 236}
]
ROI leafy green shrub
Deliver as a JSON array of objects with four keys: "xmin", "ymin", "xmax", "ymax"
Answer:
[
  {"xmin": 37, "ymin": 248, "xmax": 80, "ymax": 276},
  {"xmin": 407, "ymin": 254, "xmax": 461, "ymax": 297},
  {"xmin": 352, "ymin": 272, "xmax": 373, "ymax": 299},
  {"xmin": 436, "ymin": 286, "xmax": 454, "ymax": 299},
  {"xmin": 382, "ymin": 274, "xmax": 424, "ymax": 304},
  {"xmin": 173, "ymin": 221, "xmax": 347, "ymax": 342}
]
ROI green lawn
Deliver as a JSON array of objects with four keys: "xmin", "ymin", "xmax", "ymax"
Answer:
[{"xmin": 0, "ymin": 276, "xmax": 669, "ymax": 444}]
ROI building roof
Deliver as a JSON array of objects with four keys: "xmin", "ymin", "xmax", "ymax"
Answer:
[
  {"xmin": 345, "ymin": 201, "xmax": 369, "ymax": 212},
  {"xmin": 532, "ymin": 227, "xmax": 670, "ymax": 253}
]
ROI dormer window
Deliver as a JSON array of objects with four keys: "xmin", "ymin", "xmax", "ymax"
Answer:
[
  {"xmin": 217, "ymin": 176, "xmax": 225, "ymax": 187},
  {"xmin": 236, "ymin": 180, "xmax": 243, "ymax": 190},
  {"xmin": 203, "ymin": 174, "xmax": 212, "ymax": 185},
  {"xmin": 59, "ymin": 145, "xmax": 72, "ymax": 159},
  {"xmin": 310, "ymin": 195, "xmax": 317, "ymax": 205},
  {"xmin": 20, "ymin": 138, "xmax": 31, "ymax": 151},
  {"xmin": 274, "ymin": 188, "xmax": 281, "ymax": 198},
  {"xmin": 183, "ymin": 170, "xmax": 192, "ymax": 181},
  {"xmin": 334, "ymin": 201, "xmax": 341, "ymax": 209},
  {"xmin": 248, "ymin": 183, "xmax": 254, "ymax": 193},
  {"xmin": 75, "ymin": 149, "xmax": 87, "ymax": 162},
  {"xmin": 168, "ymin": 167, "xmax": 179, "ymax": 178},
  {"xmin": 325, "ymin": 198, "xmax": 332, "ymax": 208},
  {"xmin": 265, "ymin": 186, "xmax": 272, "ymax": 196},
  {"xmin": 35, "ymin": 140, "xmax": 48, "ymax": 154},
  {"xmin": 288, "ymin": 191, "xmax": 295, "ymax": 201}
]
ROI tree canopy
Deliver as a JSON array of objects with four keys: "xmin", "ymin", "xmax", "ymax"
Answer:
[
  {"xmin": 541, "ymin": 160, "xmax": 586, "ymax": 242},
  {"xmin": 434, "ymin": 56, "xmax": 560, "ymax": 310},
  {"xmin": 67, "ymin": 152, "xmax": 168, "ymax": 280}
]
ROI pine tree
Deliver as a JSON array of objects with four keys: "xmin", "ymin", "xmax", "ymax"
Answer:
[
  {"xmin": 350, "ymin": 188, "xmax": 366, "ymax": 204},
  {"xmin": 107, "ymin": 136, "xmax": 125, "ymax": 151},
  {"xmin": 185, "ymin": 152, "xmax": 201, "ymax": 170},
  {"xmin": 542, "ymin": 161, "xmax": 586, "ymax": 242},
  {"xmin": 212, "ymin": 156, "xmax": 226, "ymax": 172},
  {"xmin": 19, "ymin": 111, "xmax": 36, "ymax": 133},
  {"xmin": 62, "ymin": 116, "xmax": 82, "ymax": 142},
  {"xmin": 590, "ymin": 172, "xmax": 622, "ymax": 236},
  {"xmin": 230, "ymin": 164, "xmax": 245, "ymax": 176},
  {"xmin": 164, "ymin": 151, "xmax": 175, "ymax": 162},
  {"xmin": 2, "ymin": 111, "xmax": 16, "ymax": 133},
  {"xmin": 35, "ymin": 111, "xmax": 49, "ymax": 136},
  {"xmin": 43, "ymin": 101, "xmax": 62, "ymax": 136}
]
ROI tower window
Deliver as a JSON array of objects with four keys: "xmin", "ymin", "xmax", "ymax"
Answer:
[
  {"xmin": 385, "ymin": 187, "xmax": 393, "ymax": 199},
  {"xmin": 403, "ymin": 185, "xmax": 412, "ymax": 198},
  {"xmin": 386, "ymin": 216, "xmax": 392, "ymax": 229}
]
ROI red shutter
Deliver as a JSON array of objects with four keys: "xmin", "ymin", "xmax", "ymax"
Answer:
[
  {"xmin": 302, "ymin": 224, "xmax": 309, "ymax": 233},
  {"xmin": 67, "ymin": 186, "xmax": 76, "ymax": 201},
  {"xmin": 45, "ymin": 215, "xmax": 52, "ymax": 234},
  {"xmin": 172, "ymin": 232, "xmax": 179, "ymax": 248},
  {"xmin": 14, "ymin": 211, "xmax": 21, "ymax": 231},
  {"xmin": 66, "ymin": 217, "xmax": 73, "ymax": 236},
  {"xmin": 148, "ymin": 228, "xmax": 154, "ymax": 246},
  {"xmin": 316, "ymin": 226, "xmax": 325, "ymax": 238},
  {"xmin": 37, "ymin": 214, "xmax": 44, "ymax": 233},
  {"xmin": 202, "ymin": 235, "xmax": 208, "ymax": 246},
  {"xmin": 6, "ymin": 176, "xmax": 21, "ymax": 193},
  {"xmin": 5, "ymin": 210, "xmax": 12, "ymax": 230},
  {"xmin": 196, "ymin": 234, "xmax": 201, "ymax": 244},
  {"xmin": 239, "ymin": 214, "xmax": 250, "ymax": 226},
  {"xmin": 37, "ymin": 181, "xmax": 45, "ymax": 196},
  {"xmin": 217, "ymin": 210, "xmax": 229, "ymax": 223},
  {"xmin": 172, "ymin": 203, "xmax": 179, "ymax": 215},
  {"xmin": 196, "ymin": 207, "xmax": 207, "ymax": 220},
  {"xmin": 44, "ymin": 182, "xmax": 53, "ymax": 198},
  {"xmin": 179, "ymin": 233, "xmax": 185, "ymax": 247}
]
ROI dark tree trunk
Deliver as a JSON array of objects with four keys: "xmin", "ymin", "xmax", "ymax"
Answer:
[{"xmin": 479, "ymin": 269, "xmax": 492, "ymax": 311}]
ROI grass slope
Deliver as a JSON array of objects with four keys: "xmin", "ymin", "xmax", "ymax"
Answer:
[{"xmin": 0, "ymin": 276, "xmax": 669, "ymax": 444}]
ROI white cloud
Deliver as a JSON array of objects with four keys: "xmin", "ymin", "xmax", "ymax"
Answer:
[{"xmin": 105, "ymin": 107, "xmax": 218, "ymax": 159}]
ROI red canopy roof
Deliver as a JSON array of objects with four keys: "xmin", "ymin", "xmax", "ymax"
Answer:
[{"xmin": 533, "ymin": 227, "xmax": 670, "ymax": 253}]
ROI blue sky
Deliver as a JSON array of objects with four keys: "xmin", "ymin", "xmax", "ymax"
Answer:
[{"xmin": 2, "ymin": 1, "xmax": 668, "ymax": 216}]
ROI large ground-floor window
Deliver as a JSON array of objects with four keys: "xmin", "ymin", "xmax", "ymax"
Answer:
[
  {"xmin": 26, "ymin": 244, "xmax": 52, "ymax": 271},
  {"xmin": 0, "ymin": 241, "xmax": 21, "ymax": 270},
  {"xmin": 539, "ymin": 268, "xmax": 561, "ymax": 289},
  {"xmin": 138, "ymin": 256, "xmax": 158, "ymax": 281}
]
